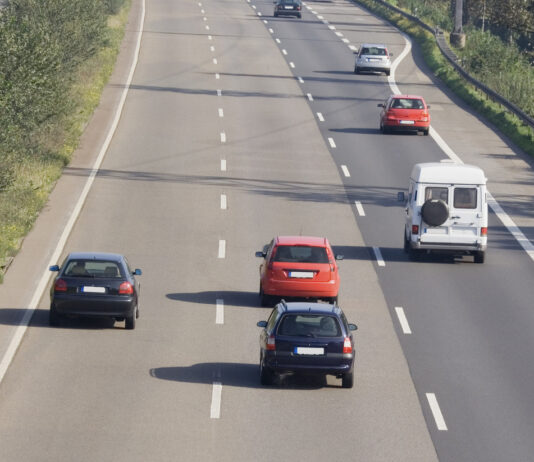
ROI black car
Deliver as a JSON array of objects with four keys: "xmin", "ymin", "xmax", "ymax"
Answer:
[
  {"xmin": 257, "ymin": 301, "xmax": 357, "ymax": 388},
  {"xmin": 273, "ymin": 0, "xmax": 302, "ymax": 18},
  {"xmin": 49, "ymin": 252, "xmax": 142, "ymax": 329}
]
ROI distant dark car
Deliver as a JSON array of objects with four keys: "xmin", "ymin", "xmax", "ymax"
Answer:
[
  {"xmin": 273, "ymin": 0, "xmax": 302, "ymax": 18},
  {"xmin": 49, "ymin": 252, "xmax": 142, "ymax": 329},
  {"xmin": 257, "ymin": 301, "xmax": 357, "ymax": 388}
]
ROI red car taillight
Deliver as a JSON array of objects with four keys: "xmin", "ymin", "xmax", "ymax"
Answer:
[
  {"xmin": 412, "ymin": 225, "xmax": 419, "ymax": 234},
  {"xmin": 119, "ymin": 281, "xmax": 134, "ymax": 295},
  {"xmin": 481, "ymin": 227, "xmax": 487, "ymax": 236},
  {"xmin": 266, "ymin": 335, "xmax": 276, "ymax": 351},
  {"xmin": 54, "ymin": 279, "xmax": 67, "ymax": 292},
  {"xmin": 343, "ymin": 337, "xmax": 352, "ymax": 354}
]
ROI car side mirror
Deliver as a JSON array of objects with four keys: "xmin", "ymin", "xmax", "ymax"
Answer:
[
  {"xmin": 377, "ymin": 103, "xmax": 384, "ymax": 107},
  {"xmin": 49, "ymin": 265, "xmax": 60, "ymax": 272},
  {"xmin": 133, "ymin": 269, "xmax": 142, "ymax": 276},
  {"xmin": 257, "ymin": 321, "xmax": 267, "ymax": 328},
  {"xmin": 255, "ymin": 251, "xmax": 266, "ymax": 258},
  {"xmin": 335, "ymin": 254, "xmax": 344, "ymax": 260},
  {"xmin": 348, "ymin": 323, "xmax": 358, "ymax": 331},
  {"xmin": 426, "ymin": 105, "xmax": 431, "ymax": 109},
  {"xmin": 389, "ymin": 53, "xmax": 394, "ymax": 57},
  {"xmin": 397, "ymin": 192, "xmax": 406, "ymax": 202}
]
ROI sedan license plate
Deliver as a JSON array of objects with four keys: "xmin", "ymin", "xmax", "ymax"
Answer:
[
  {"xmin": 400, "ymin": 120, "xmax": 415, "ymax": 125},
  {"xmin": 284, "ymin": 5, "xmax": 293, "ymax": 8},
  {"xmin": 82, "ymin": 286, "xmax": 106, "ymax": 294},
  {"xmin": 294, "ymin": 347, "xmax": 324, "ymax": 355},
  {"xmin": 288, "ymin": 271, "xmax": 314, "ymax": 278}
]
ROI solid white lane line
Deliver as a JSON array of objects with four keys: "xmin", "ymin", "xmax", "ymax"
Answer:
[
  {"xmin": 0, "ymin": 0, "xmax": 148, "ymax": 386},
  {"xmin": 328, "ymin": 137, "xmax": 336, "ymax": 148},
  {"xmin": 341, "ymin": 165, "xmax": 350, "ymax": 177},
  {"xmin": 316, "ymin": 112, "xmax": 324, "ymax": 121},
  {"xmin": 221, "ymin": 159, "xmax": 227, "ymax": 171},
  {"xmin": 307, "ymin": 93, "xmax": 313, "ymax": 101},
  {"xmin": 282, "ymin": 49, "xmax": 288, "ymax": 55},
  {"xmin": 216, "ymin": 299, "xmax": 224, "ymax": 324},
  {"xmin": 220, "ymin": 194, "xmax": 227, "ymax": 210},
  {"xmin": 298, "ymin": 76, "xmax": 304, "ymax": 83},
  {"xmin": 426, "ymin": 393, "xmax": 448, "ymax": 431},
  {"xmin": 213, "ymin": 58, "xmax": 217, "ymax": 65},
  {"xmin": 354, "ymin": 201, "xmax": 365, "ymax": 216},
  {"xmin": 373, "ymin": 246, "xmax": 386, "ymax": 266},
  {"xmin": 218, "ymin": 240, "xmax": 226, "ymax": 259},
  {"xmin": 220, "ymin": 132, "xmax": 226, "ymax": 143},
  {"xmin": 289, "ymin": 62, "xmax": 295, "ymax": 68},
  {"xmin": 210, "ymin": 382, "xmax": 223, "ymax": 418},
  {"xmin": 218, "ymin": 108, "xmax": 224, "ymax": 117},
  {"xmin": 215, "ymin": 73, "xmax": 220, "ymax": 79},
  {"xmin": 217, "ymin": 89, "xmax": 222, "ymax": 96},
  {"xmin": 395, "ymin": 307, "xmax": 412, "ymax": 334}
]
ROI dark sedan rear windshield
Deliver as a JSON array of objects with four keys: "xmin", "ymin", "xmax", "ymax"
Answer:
[
  {"xmin": 278, "ymin": 314, "xmax": 341, "ymax": 338},
  {"xmin": 64, "ymin": 260, "xmax": 122, "ymax": 278},
  {"xmin": 273, "ymin": 246, "xmax": 329, "ymax": 263}
]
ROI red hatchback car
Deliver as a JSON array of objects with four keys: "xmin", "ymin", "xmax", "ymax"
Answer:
[
  {"xmin": 378, "ymin": 94, "xmax": 430, "ymax": 135},
  {"xmin": 255, "ymin": 236, "xmax": 343, "ymax": 306}
]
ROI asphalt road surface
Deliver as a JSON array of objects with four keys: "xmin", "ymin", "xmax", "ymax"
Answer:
[{"xmin": 0, "ymin": 1, "xmax": 533, "ymax": 461}]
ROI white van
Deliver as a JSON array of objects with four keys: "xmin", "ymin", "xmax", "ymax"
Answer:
[{"xmin": 400, "ymin": 161, "xmax": 488, "ymax": 263}]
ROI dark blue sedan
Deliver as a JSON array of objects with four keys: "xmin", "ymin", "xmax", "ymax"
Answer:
[
  {"xmin": 49, "ymin": 252, "xmax": 142, "ymax": 329},
  {"xmin": 257, "ymin": 301, "xmax": 357, "ymax": 388}
]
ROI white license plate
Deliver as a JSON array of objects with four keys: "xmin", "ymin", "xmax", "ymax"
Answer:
[
  {"xmin": 288, "ymin": 271, "xmax": 314, "ymax": 278},
  {"xmin": 400, "ymin": 120, "xmax": 415, "ymax": 125},
  {"xmin": 284, "ymin": 5, "xmax": 293, "ymax": 8},
  {"xmin": 368, "ymin": 58, "xmax": 379, "ymax": 62},
  {"xmin": 295, "ymin": 347, "xmax": 324, "ymax": 355},
  {"xmin": 82, "ymin": 286, "xmax": 106, "ymax": 294}
]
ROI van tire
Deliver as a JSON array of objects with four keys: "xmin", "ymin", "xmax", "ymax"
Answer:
[
  {"xmin": 403, "ymin": 232, "xmax": 410, "ymax": 253},
  {"xmin": 474, "ymin": 251, "xmax": 485, "ymax": 264},
  {"xmin": 421, "ymin": 199, "xmax": 449, "ymax": 226}
]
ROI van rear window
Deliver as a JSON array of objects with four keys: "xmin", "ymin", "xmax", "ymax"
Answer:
[
  {"xmin": 454, "ymin": 188, "xmax": 477, "ymax": 209},
  {"xmin": 425, "ymin": 187, "xmax": 448, "ymax": 203}
]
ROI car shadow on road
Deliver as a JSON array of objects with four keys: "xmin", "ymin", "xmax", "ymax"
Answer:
[
  {"xmin": 332, "ymin": 245, "xmax": 467, "ymax": 264},
  {"xmin": 150, "ymin": 362, "xmax": 329, "ymax": 389},
  {"xmin": 166, "ymin": 290, "xmax": 260, "ymax": 308},
  {"xmin": 0, "ymin": 308, "xmax": 121, "ymax": 328}
]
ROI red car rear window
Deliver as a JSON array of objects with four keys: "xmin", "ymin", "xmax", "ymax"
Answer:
[{"xmin": 273, "ymin": 246, "xmax": 329, "ymax": 263}]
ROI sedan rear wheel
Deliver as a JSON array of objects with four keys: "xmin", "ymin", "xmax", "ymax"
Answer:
[
  {"xmin": 342, "ymin": 371, "xmax": 354, "ymax": 388},
  {"xmin": 49, "ymin": 305, "xmax": 61, "ymax": 327},
  {"xmin": 260, "ymin": 359, "xmax": 275, "ymax": 386},
  {"xmin": 125, "ymin": 308, "xmax": 136, "ymax": 330}
]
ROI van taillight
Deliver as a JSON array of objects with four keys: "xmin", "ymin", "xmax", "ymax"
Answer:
[
  {"xmin": 266, "ymin": 335, "xmax": 276, "ymax": 351},
  {"xmin": 481, "ymin": 227, "xmax": 487, "ymax": 236},
  {"xmin": 343, "ymin": 337, "xmax": 352, "ymax": 354},
  {"xmin": 412, "ymin": 225, "xmax": 419, "ymax": 234},
  {"xmin": 54, "ymin": 279, "xmax": 67, "ymax": 292},
  {"xmin": 119, "ymin": 282, "xmax": 134, "ymax": 295}
]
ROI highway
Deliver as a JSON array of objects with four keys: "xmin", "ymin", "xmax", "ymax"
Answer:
[{"xmin": 0, "ymin": 0, "xmax": 533, "ymax": 460}]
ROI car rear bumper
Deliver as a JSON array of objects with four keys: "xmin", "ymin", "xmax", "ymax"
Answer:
[
  {"xmin": 411, "ymin": 241, "xmax": 487, "ymax": 252},
  {"xmin": 264, "ymin": 351, "xmax": 354, "ymax": 376},
  {"xmin": 356, "ymin": 63, "xmax": 390, "ymax": 72},
  {"xmin": 263, "ymin": 280, "xmax": 339, "ymax": 298},
  {"xmin": 383, "ymin": 122, "xmax": 429, "ymax": 131},
  {"xmin": 52, "ymin": 295, "xmax": 135, "ymax": 318},
  {"xmin": 275, "ymin": 9, "xmax": 300, "ymax": 16}
]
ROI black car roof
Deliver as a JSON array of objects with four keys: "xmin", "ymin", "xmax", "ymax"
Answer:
[
  {"xmin": 66, "ymin": 252, "xmax": 124, "ymax": 262},
  {"xmin": 278, "ymin": 301, "xmax": 342, "ymax": 316}
]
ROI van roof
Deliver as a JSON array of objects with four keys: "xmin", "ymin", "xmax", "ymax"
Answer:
[{"xmin": 410, "ymin": 162, "xmax": 486, "ymax": 185}]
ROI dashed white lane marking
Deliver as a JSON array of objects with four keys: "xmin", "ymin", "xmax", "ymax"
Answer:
[
  {"xmin": 317, "ymin": 15, "xmax": 324, "ymax": 19},
  {"xmin": 220, "ymin": 132, "xmax": 226, "ymax": 143},
  {"xmin": 221, "ymin": 159, "xmax": 227, "ymax": 171},
  {"xmin": 328, "ymin": 137, "xmax": 336, "ymax": 148},
  {"xmin": 203, "ymin": 17, "xmax": 207, "ymax": 21},
  {"xmin": 217, "ymin": 89, "xmax": 222, "ymax": 96},
  {"xmin": 316, "ymin": 112, "xmax": 324, "ymax": 121},
  {"xmin": 289, "ymin": 62, "xmax": 295, "ymax": 68},
  {"xmin": 354, "ymin": 200, "xmax": 365, "ymax": 216},
  {"xmin": 311, "ymin": 10, "xmax": 317, "ymax": 14},
  {"xmin": 275, "ymin": 39, "xmax": 281, "ymax": 45},
  {"xmin": 210, "ymin": 382, "xmax": 223, "ymax": 418},
  {"xmin": 335, "ymin": 32, "xmax": 343, "ymax": 37},
  {"xmin": 0, "ymin": 0, "xmax": 148, "ymax": 385},
  {"xmin": 307, "ymin": 93, "xmax": 313, "ymax": 101},
  {"xmin": 216, "ymin": 299, "xmax": 224, "ymax": 324},
  {"xmin": 218, "ymin": 240, "xmax": 226, "ymax": 258},
  {"xmin": 205, "ymin": 25, "xmax": 210, "ymax": 30},
  {"xmin": 220, "ymin": 194, "xmax": 227, "ymax": 210},
  {"xmin": 218, "ymin": 108, "xmax": 224, "ymax": 117},
  {"xmin": 341, "ymin": 165, "xmax": 350, "ymax": 177},
  {"xmin": 252, "ymin": 4, "xmax": 256, "ymax": 8},
  {"xmin": 426, "ymin": 393, "xmax": 448, "ymax": 431},
  {"xmin": 215, "ymin": 73, "xmax": 220, "ymax": 79},
  {"xmin": 322, "ymin": 20, "xmax": 329, "ymax": 24},
  {"xmin": 213, "ymin": 58, "xmax": 218, "ymax": 65},
  {"xmin": 208, "ymin": 35, "xmax": 212, "ymax": 40},
  {"xmin": 372, "ymin": 246, "xmax": 386, "ymax": 266},
  {"xmin": 269, "ymin": 28, "xmax": 274, "ymax": 33},
  {"xmin": 328, "ymin": 25, "xmax": 336, "ymax": 30},
  {"xmin": 198, "ymin": 2, "xmax": 202, "ymax": 6},
  {"xmin": 342, "ymin": 38, "xmax": 350, "ymax": 44},
  {"xmin": 298, "ymin": 76, "xmax": 304, "ymax": 83},
  {"xmin": 349, "ymin": 45, "xmax": 358, "ymax": 52},
  {"xmin": 201, "ymin": 9, "xmax": 205, "ymax": 13},
  {"xmin": 258, "ymin": 12, "xmax": 262, "ymax": 16},
  {"xmin": 210, "ymin": 46, "xmax": 215, "ymax": 52},
  {"xmin": 263, "ymin": 20, "xmax": 268, "ymax": 24},
  {"xmin": 282, "ymin": 49, "xmax": 288, "ymax": 55},
  {"xmin": 395, "ymin": 307, "xmax": 412, "ymax": 334}
]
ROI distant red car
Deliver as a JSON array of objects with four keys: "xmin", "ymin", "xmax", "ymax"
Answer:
[
  {"xmin": 255, "ymin": 236, "xmax": 343, "ymax": 306},
  {"xmin": 378, "ymin": 94, "xmax": 430, "ymax": 135}
]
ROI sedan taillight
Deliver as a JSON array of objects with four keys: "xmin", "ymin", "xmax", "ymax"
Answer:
[
  {"xmin": 343, "ymin": 337, "xmax": 352, "ymax": 354},
  {"xmin": 266, "ymin": 335, "xmax": 276, "ymax": 351},
  {"xmin": 54, "ymin": 279, "xmax": 67, "ymax": 292},
  {"xmin": 119, "ymin": 281, "xmax": 134, "ymax": 295}
]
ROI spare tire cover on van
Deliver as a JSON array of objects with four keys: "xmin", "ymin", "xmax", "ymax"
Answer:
[{"xmin": 421, "ymin": 199, "xmax": 449, "ymax": 226}]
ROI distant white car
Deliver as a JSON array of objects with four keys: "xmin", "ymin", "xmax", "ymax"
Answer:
[
  {"xmin": 399, "ymin": 161, "xmax": 488, "ymax": 263},
  {"xmin": 354, "ymin": 43, "xmax": 392, "ymax": 76}
]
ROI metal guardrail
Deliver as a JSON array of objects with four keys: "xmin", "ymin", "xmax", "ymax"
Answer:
[{"xmin": 354, "ymin": 0, "xmax": 534, "ymax": 130}]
